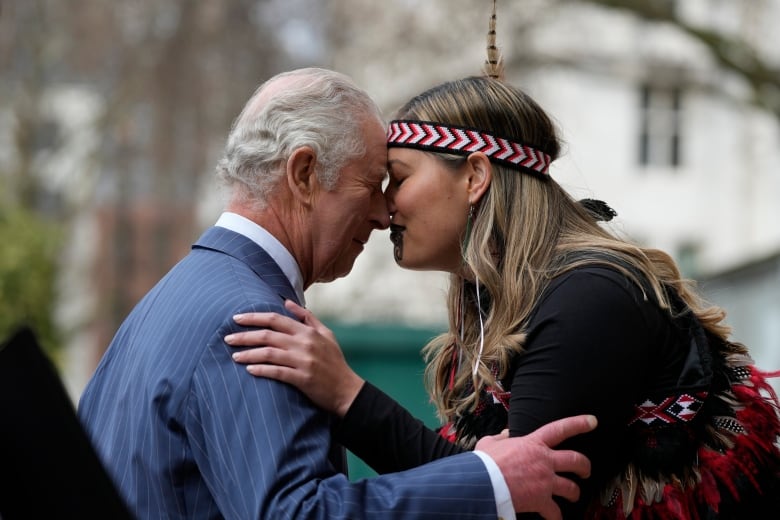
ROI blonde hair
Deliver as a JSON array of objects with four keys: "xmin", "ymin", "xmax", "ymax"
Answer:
[{"xmin": 397, "ymin": 77, "xmax": 732, "ymax": 445}]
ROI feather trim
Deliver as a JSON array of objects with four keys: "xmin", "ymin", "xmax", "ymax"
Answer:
[{"xmin": 589, "ymin": 365, "xmax": 780, "ymax": 519}]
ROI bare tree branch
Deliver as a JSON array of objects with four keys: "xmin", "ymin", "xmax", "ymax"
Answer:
[{"xmin": 582, "ymin": 0, "xmax": 780, "ymax": 115}]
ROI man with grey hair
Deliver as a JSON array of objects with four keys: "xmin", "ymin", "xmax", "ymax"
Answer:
[{"xmin": 78, "ymin": 68, "xmax": 594, "ymax": 519}]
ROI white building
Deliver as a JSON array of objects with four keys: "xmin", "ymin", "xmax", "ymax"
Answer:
[
  {"xmin": 305, "ymin": 0, "xmax": 780, "ymax": 383},
  {"xmin": 15, "ymin": 0, "xmax": 774, "ymax": 402}
]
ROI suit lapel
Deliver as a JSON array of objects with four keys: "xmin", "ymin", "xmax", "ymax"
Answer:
[
  {"xmin": 192, "ymin": 226, "xmax": 348, "ymax": 475},
  {"xmin": 192, "ymin": 226, "xmax": 300, "ymax": 305}
]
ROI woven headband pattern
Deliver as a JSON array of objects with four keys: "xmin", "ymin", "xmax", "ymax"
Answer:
[{"xmin": 387, "ymin": 120, "xmax": 551, "ymax": 176}]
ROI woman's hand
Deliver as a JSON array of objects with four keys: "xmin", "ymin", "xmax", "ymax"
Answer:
[{"xmin": 225, "ymin": 300, "xmax": 365, "ymax": 417}]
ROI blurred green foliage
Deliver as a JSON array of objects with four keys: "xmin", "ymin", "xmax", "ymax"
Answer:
[{"xmin": 0, "ymin": 205, "xmax": 63, "ymax": 360}]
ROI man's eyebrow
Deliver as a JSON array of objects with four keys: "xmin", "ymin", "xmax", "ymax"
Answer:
[{"xmin": 369, "ymin": 167, "xmax": 388, "ymax": 183}]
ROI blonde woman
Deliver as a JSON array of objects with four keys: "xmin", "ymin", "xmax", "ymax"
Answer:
[
  {"xmin": 226, "ymin": 69, "xmax": 780, "ymax": 519},
  {"xmin": 227, "ymin": 4, "xmax": 780, "ymax": 516}
]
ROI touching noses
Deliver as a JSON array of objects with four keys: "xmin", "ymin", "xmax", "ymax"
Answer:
[
  {"xmin": 370, "ymin": 189, "xmax": 391, "ymax": 230},
  {"xmin": 384, "ymin": 187, "xmax": 397, "ymax": 219}
]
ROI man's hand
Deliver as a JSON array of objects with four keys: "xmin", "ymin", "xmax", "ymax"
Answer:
[{"xmin": 475, "ymin": 415, "xmax": 596, "ymax": 519}]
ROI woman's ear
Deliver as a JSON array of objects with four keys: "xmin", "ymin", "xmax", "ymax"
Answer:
[
  {"xmin": 286, "ymin": 146, "xmax": 318, "ymax": 204},
  {"xmin": 465, "ymin": 152, "xmax": 493, "ymax": 205}
]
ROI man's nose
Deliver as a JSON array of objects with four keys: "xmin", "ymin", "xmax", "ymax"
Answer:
[
  {"xmin": 384, "ymin": 188, "xmax": 397, "ymax": 215},
  {"xmin": 369, "ymin": 191, "xmax": 390, "ymax": 230}
]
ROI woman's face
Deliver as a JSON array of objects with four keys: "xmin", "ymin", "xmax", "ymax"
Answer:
[{"xmin": 385, "ymin": 147, "xmax": 471, "ymax": 273}]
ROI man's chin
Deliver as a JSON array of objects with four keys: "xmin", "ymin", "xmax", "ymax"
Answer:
[{"xmin": 315, "ymin": 258, "xmax": 359, "ymax": 284}]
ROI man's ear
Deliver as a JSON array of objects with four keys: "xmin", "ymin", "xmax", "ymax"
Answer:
[
  {"xmin": 465, "ymin": 152, "xmax": 493, "ymax": 205},
  {"xmin": 286, "ymin": 146, "xmax": 319, "ymax": 204}
]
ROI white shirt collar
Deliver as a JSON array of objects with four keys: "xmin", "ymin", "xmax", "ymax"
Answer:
[{"xmin": 215, "ymin": 212, "xmax": 306, "ymax": 305}]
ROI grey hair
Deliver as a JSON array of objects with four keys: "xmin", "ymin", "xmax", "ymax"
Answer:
[{"xmin": 216, "ymin": 68, "xmax": 385, "ymax": 208}]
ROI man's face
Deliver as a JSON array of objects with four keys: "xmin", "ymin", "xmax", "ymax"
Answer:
[{"xmin": 310, "ymin": 117, "xmax": 390, "ymax": 283}]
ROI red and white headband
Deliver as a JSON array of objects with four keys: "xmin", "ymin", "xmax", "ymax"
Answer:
[{"xmin": 387, "ymin": 120, "xmax": 552, "ymax": 177}]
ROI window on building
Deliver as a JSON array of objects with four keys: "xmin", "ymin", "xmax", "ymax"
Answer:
[{"xmin": 639, "ymin": 84, "xmax": 682, "ymax": 168}]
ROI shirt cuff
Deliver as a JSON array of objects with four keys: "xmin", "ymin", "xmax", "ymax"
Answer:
[{"xmin": 473, "ymin": 450, "xmax": 514, "ymax": 520}]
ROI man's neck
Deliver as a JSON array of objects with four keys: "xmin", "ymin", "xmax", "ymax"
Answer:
[{"xmin": 225, "ymin": 200, "xmax": 313, "ymax": 289}]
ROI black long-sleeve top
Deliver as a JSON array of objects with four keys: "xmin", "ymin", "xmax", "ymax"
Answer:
[{"xmin": 333, "ymin": 266, "xmax": 695, "ymax": 517}]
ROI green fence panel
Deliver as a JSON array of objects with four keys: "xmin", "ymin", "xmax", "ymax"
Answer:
[{"xmin": 325, "ymin": 321, "xmax": 444, "ymax": 480}]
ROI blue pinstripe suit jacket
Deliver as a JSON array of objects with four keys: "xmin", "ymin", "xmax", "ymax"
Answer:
[{"xmin": 78, "ymin": 226, "xmax": 499, "ymax": 519}]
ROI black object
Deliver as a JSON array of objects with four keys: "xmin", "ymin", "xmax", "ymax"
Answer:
[
  {"xmin": 579, "ymin": 198, "xmax": 617, "ymax": 222},
  {"xmin": 0, "ymin": 326, "xmax": 135, "ymax": 519}
]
